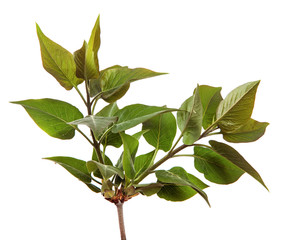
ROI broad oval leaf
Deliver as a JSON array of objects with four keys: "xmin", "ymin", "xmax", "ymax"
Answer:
[
  {"xmin": 198, "ymin": 85, "xmax": 223, "ymax": 129},
  {"xmin": 85, "ymin": 15, "xmax": 100, "ymax": 80},
  {"xmin": 194, "ymin": 146, "xmax": 245, "ymax": 184},
  {"xmin": 69, "ymin": 115, "xmax": 118, "ymax": 140},
  {"xmin": 112, "ymin": 104, "xmax": 176, "ymax": 133},
  {"xmin": 177, "ymin": 86, "xmax": 203, "ymax": 145},
  {"xmin": 142, "ymin": 112, "xmax": 177, "ymax": 152},
  {"xmin": 155, "ymin": 167, "xmax": 210, "ymax": 206},
  {"xmin": 216, "ymin": 81, "xmax": 260, "ymax": 132},
  {"xmin": 209, "ymin": 140, "xmax": 268, "ymax": 190},
  {"xmin": 12, "ymin": 98, "xmax": 83, "ymax": 139},
  {"xmin": 36, "ymin": 24, "xmax": 83, "ymax": 90},
  {"xmin": 222, "ymin": 118, "xmax": 269, "ymax": 143},
  {"xmin": 44, "ymin": 156, "xmax": 91, "ymax": 183},
  {"xmin": 156, "ymin": 167, "xmax": 209, "ymax": 204}
]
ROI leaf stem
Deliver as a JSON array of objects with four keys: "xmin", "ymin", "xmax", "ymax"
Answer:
[{"xmin": 74, "ymin": 86, "xmax": 87, "ymax": 106}]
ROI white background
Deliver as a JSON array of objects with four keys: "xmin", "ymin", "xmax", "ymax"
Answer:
[{"xmin": 1, "ymin": 0, "xmax": 284, "ymax": 239}]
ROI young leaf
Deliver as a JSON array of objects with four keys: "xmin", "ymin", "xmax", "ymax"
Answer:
[
  {"xmin": 93, "ymin": 66, "xmax": 167, "ymax": 101},
  {"xmin": 198, "ymin": 85, "xmax": 223, "ymax": 129},
  {"xmin": 112, "ymin": 104, "xmax": 176, "ymax": 133},
  {"xmin": 96, "ymin": 102, "xmax": 119, "ymax": 117},
  {"xmin": 142, "ymin": 112, "xmax": 177, "ymax": 152},
  {"xmin": 222, "ymin": 118, "xmax": 269, "ymax": 143},
  {"xmin": 11, "ymin": 98, "xmax": 83, "ymax": 139},
  {"xmin": 177, "ymin": 85, "xmax": 203, "ymax": 145},
  {"xmin": 43, "ymin": 156, "xmax": 92, "ymax": 183},
  {"xmin": 209, "ymin": 140, "xmax": 268, "ymax": 190},
  {"xmin": 215, "ymin": 81, "xmax": 260, "ymax": 132},
  {"xmin": 120, "ymin": 133, "xmax": 139, "ymax": 180},
  {"xmin": 69, "ymin": 115, "xmax": 118, "ymax": 140},
  {"xmin": 194, "ymin": 146, "xmax": 245, "ymax": 184},
  {"xmin": 85, "ymin": 15, "xmax": 100, "ymax": 80},
  {"xmin": 73, "ymin": 41, "xmax": 87, "ymax": 79},
  {"xmin": 156, "ymin": 167, "xmax": 209, "ymax": 204},
  {"xmin": 36, "ymin": 24, "xmax": 83, "ymax": 90}
]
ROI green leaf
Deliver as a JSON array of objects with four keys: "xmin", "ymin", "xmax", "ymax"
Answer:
[
  {"xmin": 85, "ymin": 183, "xmax": 101, "ymax": 193},
  {"xmin": 93, "ymin": 66, "xmax": 166, "ymax": 101},
  {"xmin": 112, "ymin": 104, "xmax": 176, "ymax": 133},
  {"xmin": 36, "ymin": 24, "xmax": 83, "ymax": 90},
  {"xmin": 135, "ymin": 183, "xmax": 163, "ymax": 196},
  {"xmin": 177, "ymin": 85, "xmax": 203, "ymax": 145},
  {"xmin": 222, "ymin": 118, "xmax": 269, "ymax": 143},
  {"xmin": 198, "ymin": 85, "xmax": 223, "ymax": 129},
  {"xmin": 88, "ymin": 150, "xmax": 113, "ymax": 179},
  {"xmin": 209, "ymin": 140, "xmax": 268, "ymax": 190},
  {"xmin": 134, "ymin": 151, "xmax": 155, "ymax": 178},
  {"xmin": 120, "ymin": 132, "xmax": 139, "ymax": 180},
  {"xmin": 194, "ymin": 146, "xmax": 245, "ymax": 184},
  {"xmin": 11, "ymin": 98, "xmax": 83, "ymax": 139},
  {"xmin": 215, "ymin": 81, "xmax": 260, "ymax": 132},
  {"xmin": 88, "ymin": 161, "xmax": 124, "ymax": 179},
  {"xmin": 73, "ymin": 41, "xmax": 87, "ymax": 79},
  {"xmin": 132, "ymin": 129, "xmax": 150, "ymax": 140},
  {"xmin": 85, "ymin": 15, "xmax": 100, "ymax": 80},
  {"xmin": 156, "ymin": 167, "xmax": 209, "ymax": 204},
  {"xmin": 156, "ymin": 167, "xmax": 210, "ymax": 206},
  {"xmin": 69, "ymin": 115, "xmax": 118, "ymax": 140},
  {"xmin": 44, "ymin": 156, "xmax": 91, "ymax": 183},
  {"xmin": 96, "ymin": 102, "xmax": 122, "ymax": 147},
  {"xmin": 142, "ymin": 112, "xmax": 177, "ymax": 152}
]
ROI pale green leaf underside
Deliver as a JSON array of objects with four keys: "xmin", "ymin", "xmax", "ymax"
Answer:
[{"xmin": 69, "ymin": 115, "xmax": 118, "ymax": 140}]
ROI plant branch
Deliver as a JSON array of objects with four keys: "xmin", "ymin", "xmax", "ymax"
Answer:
[
  {"xmin": 116, "ymin": 202, "xmax": 127, "ymax": 240},
  {"xmin": 74, "ymin": 86, "xmax": 87, "ymax": 106}
]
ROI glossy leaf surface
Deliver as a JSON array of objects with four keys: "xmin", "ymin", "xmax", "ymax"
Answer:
[
  {"xmin": 177, "ymin": 86, "xmax": 203, "ymax": 145},
  {"xmin": 198, "ymin": 85, "xmax": 222, "ymax": 129},
  {"xmin": 112, "ymin": 104, "xmax": 176, "ymax": 133},
  {"xmin": 36, "ymin": 24, "xmax": 83, "ymax": 90},
  {"xmin": 12, "ymin": 99, "xmax": 83, "ymax": 139},
  {"xmin": 210, "ymin": 140, "xmax": 268, "ymax": 189},
  {"xmin": 216, "ymin": 81, "xmax": 260, "ymax": 132},
  {"xmin": 135, "ymin": 183, "xmax": 163, "ymax": 196},
  {"xmin": 156, "ymin": 167, "xmax": 209, "ymax": 204},
  {"xmin": 222, "ymin": 118, "xmax": 269, "ymax": 143},
  {"xmin": 142, "ymin": 112, "xmax": 177, "ymax": 152}
]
